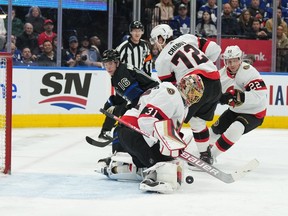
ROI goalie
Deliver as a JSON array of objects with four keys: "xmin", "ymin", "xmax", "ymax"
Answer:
[
  {"xmin": 96, "ymin": 74, "xmax": 204, "ymax": 193},
  {"xmin": 209, "ymin": 45, "xmax": 267, "ymax": 159}
]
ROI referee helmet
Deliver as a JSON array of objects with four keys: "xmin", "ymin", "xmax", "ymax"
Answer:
[{"xmin": 129, "ymin": 21, "xmax": 144, "ymax": 33}]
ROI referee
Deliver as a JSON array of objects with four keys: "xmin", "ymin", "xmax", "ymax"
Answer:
[{"xmin": 116, "ymin": 21, "xmax": 152, "ymax": 76}]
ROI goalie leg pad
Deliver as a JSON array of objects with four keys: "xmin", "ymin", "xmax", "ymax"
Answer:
[
  {"xmin": 140, "ymin": 160, "xmax": 184, "ymax": 193},
  {"xmin": 156, "ymin": 160, "xmax": 183, "ymax": 190},
  {"xmin": 96, "ymin": 152, "xmax": 144, "ymax": 181}
]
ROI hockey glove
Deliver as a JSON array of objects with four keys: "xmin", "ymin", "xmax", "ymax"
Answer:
[
  {"xmin": 106, "ymin": 106, "xmax": 115, "ymax": 114},
  {"xmin": 107, "ymin": 95, "xmax": 115, "ymax": 106},
  {"xmin": 219, "ymin": 89, "xmax": 245, "ymax": 107}
]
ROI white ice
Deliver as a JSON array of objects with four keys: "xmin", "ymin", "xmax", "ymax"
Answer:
[{"xmin": 0, "ymin": 127, "xmax": 287, "ymax": 216}]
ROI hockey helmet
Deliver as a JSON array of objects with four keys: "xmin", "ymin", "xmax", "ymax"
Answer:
[
  {"xmin": 223, "ymin": 45, "xmax": 243, "ymax": 61},
  {"xmin": 150, "ymin": 24, "xmax": 173, "ymax": 45},
  {"xmin": 102, "ymin": 49, "xmax": 120, "ymax": 63},
  {"xmin": 177, "ymin": 74, "xmax": 204, "ymax": 107},
  {"xmin": 129, "ymin": 21, "xmax": 144, "ymax": 32}
]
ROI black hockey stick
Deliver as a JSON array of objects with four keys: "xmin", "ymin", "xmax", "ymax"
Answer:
[
  {"xmin": 85, "ymin": 136, "xmax": 115, "ymax": 148},
  {"xmin": 100, "ymin": 108, "xmax": 259, "ymax": 184}
]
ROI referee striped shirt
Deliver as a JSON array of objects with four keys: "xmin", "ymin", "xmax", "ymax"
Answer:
[{"xmin": 116, "ymin": 38, "xmax": 152, "ymax": 76}]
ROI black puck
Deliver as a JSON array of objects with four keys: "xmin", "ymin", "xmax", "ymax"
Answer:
[{"xmin": 186, "ymin": 175, "xmax": 194, "ymax": 184}]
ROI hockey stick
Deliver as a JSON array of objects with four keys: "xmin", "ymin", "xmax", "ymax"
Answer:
[
  {"xmin": 100, "ymin": 108, "xmax": 259, "ymax": 184},
  {"xmin": 85, "ymin": 136, "xmax": 114, "ymax": 148}
]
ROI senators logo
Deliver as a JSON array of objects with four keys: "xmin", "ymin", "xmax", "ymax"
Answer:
[{"xmin": 167, "ymin": 88, "xmax": 175, "ymax": 95}]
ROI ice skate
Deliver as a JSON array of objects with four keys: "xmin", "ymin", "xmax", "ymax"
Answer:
[
  {"xmin": 98, "ymin": 130, "xmax": 113, "ymax": 142},
  {"xmin": 200, "ymin": 146, "xmax": 213, "ymax": 165}
]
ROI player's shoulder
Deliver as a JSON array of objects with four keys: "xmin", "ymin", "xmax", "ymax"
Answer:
[
  {"xmin": 126, "ymin": 64, "xmax": 135, "ymax": 71},
  {"xmin": 237, "ymin": 62, "xmax": 261, "ymax": 80},
  {"xmin": 239, "ymin": 62, "xmax": 260, "ymax": 75},
  {"xmin": 156, "ymin": 45, "xmax": 171, "ymax": 62},
  {"xmin": 117, "ymin": 40, "xmax": 130, "ymax": 49},
  {"xmin": 116, "ymin": 63, "xmax": 131, "ymax": 73},
  {"xmin": 178, "ymin": 34, "xmax": 195, "ymax": 40},
  {"xmin": 173, "ymin": 34, "xmax": 196, "ymax": 44},
  {"xmin": 159, "ymin": 82, "xmax": 178, "ymax": 95},
  {"xmin": 219, "ymin": 66, "xmax": 227, "ymax": 76}
]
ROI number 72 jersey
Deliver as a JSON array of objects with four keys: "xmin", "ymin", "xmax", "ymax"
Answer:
[{"xmin": 155, "ymin": 34, "xmax": 220, "ymax": 83}]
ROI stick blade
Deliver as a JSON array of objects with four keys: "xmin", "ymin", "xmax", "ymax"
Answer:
[
  {"xmin": 85, "ymin": 136, "xmax": 112, "ymax": 148},
  {"xmin": 231, "ymin": 159, "xmax": 260, "ymax": 181}
]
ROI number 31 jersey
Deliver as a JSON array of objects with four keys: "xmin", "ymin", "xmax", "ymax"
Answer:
[
  {"xmin": 122, "ymin": 82, "xmax": 188, "ymax": 147},
  {"xmin": 155, "ymin": 34, "xmax": 220, "ymax": 83}
]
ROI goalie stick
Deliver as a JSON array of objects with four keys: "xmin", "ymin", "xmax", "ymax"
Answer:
[
  {"xmin": 100, "ymin": 108, "xmax": 259, "ymax": 184},
  {"xmin": 86, "ymin": 136, "xmax": 114, "ymax": 148}
]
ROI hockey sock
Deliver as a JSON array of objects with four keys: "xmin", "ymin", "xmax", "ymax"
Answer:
[
  {"xmin": 193, "ymin": 127, "xmax": 210, "ymax": 153},
  {"xmin": 189, "ymin": 117, "xmax": 210, "ymax": 153},
  {"xmin": 211, "ymin": 121, "xmax": 245, "ymax": 158}
]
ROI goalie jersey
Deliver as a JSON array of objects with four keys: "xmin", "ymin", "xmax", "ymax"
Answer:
[
  {"xmin": 122, "ymin": 82, "xmax": 188, "ymax": 147},
  {"xmin": 155, "ymin": 34, "xmax": 221, "ymax": 83},
  {"xmin": 219, "ymin": 62, "xmax": 267, "ymax": 118}
]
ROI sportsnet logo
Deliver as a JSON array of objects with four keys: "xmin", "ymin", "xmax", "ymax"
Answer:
[
  {"xmin": 39, "ymin": 72, "xmax": 92, "ymax": 110},
  {"xmin": 39, "ymin": 95, "xmax": 87, "ymax": 110}
]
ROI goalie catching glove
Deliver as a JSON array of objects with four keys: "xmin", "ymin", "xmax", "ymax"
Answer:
[
  {"xmin": 153, "ymin": 120, "xmax": 187, "ymax": 157},
  {"xmin": 219, "ymin": 89, "xmax": 245, "ymax": 107}
]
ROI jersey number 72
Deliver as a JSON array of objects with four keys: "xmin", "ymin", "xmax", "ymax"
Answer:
[{"xmin": 171, "ymin": 44, "xmax": 209, "ymax": 68}]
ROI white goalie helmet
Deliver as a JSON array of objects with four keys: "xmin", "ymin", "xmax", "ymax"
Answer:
[
  {"xmin": 150, "ymin": 24, "xmax": 173, "ymax": 45},
  {"xmin": 177, "ymin": 74, "xmax": 205, "ymax": 107},
  {"xmin": 223, "ymin": 45, "xmax": 243, "ymax": 62}
]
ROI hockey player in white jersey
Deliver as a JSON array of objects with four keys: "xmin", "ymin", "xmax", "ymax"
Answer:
[
  {"xmin": 209, "ymin": 45, "xmax": 267, "ymax": 159},
  {"xmin": 150, "ymin": 24, "xmax": 222, "ymax": 164},
  {"xmin": 97, "ymin": 74, "xmax": 205, "ymax": 193}
]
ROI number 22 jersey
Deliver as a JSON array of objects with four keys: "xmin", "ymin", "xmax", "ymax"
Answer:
[{"xmin": 219, "ymin": 63, "xmax": 267, "ymax": 118}]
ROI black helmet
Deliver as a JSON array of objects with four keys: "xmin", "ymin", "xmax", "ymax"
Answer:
[
  {"xmin": 102, "ymin": 49, "xmax": 120, "ymax": 62},
  {"xmin": 129, "ymin": 21, "xmax": 144, "ymax": 33}
]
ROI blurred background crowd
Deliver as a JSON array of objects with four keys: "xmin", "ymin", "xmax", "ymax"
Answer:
[{"xmin": 1, "ymin": 0, "xmax": 287, "ymax": 71}]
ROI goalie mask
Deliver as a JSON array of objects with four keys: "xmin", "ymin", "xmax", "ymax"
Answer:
[{"xmin": 177, "ymin": 74, "xmax": 204, "ymax": 107}]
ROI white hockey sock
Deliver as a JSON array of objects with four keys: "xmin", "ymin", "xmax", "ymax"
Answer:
[
  {"xmin": 211, "ymin": 121, "xmax": 245, "ymax": 158},
  {"xmin": 189, "ymin": 117, "xmax": 209, "ymax": 152}
]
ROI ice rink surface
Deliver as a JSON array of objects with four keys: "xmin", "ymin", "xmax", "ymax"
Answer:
[{"xmin": 0, "ymin": 127, "xmax": 287, "ymax": 216}]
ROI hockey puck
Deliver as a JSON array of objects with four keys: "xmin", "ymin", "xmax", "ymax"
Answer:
[{"xmin": 185, "ymin": 175, "xmax": 194, "ymax": 184}]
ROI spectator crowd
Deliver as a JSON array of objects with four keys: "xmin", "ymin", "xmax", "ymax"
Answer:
[{"xmin": 1, "ymin": 0, "xmax": 288, "ymax": 71}]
